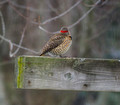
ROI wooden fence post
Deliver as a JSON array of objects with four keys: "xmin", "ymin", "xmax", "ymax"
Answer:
[{"xmin": 15, "ymin": 56, "xmax": 120, "ymax": 92}]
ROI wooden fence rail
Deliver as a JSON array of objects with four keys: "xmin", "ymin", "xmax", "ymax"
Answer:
[{"xmin": 15, "ymin": 56, "xmax": 120, "ymax": 92}]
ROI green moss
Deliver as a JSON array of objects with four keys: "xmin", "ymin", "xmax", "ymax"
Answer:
[
  {"xmin": 25, "ymin": 57, "xmax": 73, "ymax": 71},
  {"xmin": 17, "ymin": 57, "xmax": 25, "ymax": 88}
]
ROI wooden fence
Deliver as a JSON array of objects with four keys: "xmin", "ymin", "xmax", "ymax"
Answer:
[{"xmin": 15, "ymin": 56, "xmax": 120, "ymax": 92}]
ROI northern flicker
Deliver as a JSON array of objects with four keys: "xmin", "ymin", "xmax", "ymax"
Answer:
[{"xmin": 40, "ymin": 27, "xmax": 72, "ymax": 56}]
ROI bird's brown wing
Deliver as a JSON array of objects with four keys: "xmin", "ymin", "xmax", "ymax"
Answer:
[{"xmin": 40, "ymin": 34, "xmax": 65, "ymax": 56}]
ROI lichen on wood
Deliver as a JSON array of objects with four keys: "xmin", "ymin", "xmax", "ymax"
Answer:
[{"xmin": 16, "ymin": 57, "xmax": 25, "ymax": 88}]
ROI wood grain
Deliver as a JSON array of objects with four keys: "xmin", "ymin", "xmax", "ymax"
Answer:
[{"xmin": 15, "ymin": 56, "xmax": 120, "ymax": 92}]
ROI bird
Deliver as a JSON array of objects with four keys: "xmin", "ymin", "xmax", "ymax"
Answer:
[{"xmin": 40, "ymin": 27, "xmax": 72, "ymax": 57}]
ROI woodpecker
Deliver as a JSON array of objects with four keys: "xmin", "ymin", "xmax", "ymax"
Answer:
[{"xmin": 40, "ymin": 27, "xmax": 72, "ymax": 57}]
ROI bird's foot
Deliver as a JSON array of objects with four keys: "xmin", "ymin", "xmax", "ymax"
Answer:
[{"xmin": 59, "ymin": 55, "xmax": 71, "ymax": 58}]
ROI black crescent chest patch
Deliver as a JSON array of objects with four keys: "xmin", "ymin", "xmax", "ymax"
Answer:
[{"xmin": 69, "ymin": 36, "xmax": 72, "ymax": 40}]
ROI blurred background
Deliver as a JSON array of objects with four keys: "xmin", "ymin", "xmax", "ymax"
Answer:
[{"xmin": 0, "ymin": 0, "xmax": 120, "ymax": 105}]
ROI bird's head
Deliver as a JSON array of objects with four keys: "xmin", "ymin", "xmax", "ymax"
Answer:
[{"xmin": 60, "ymin": 27, "xmax": 69, "ymax": 35}]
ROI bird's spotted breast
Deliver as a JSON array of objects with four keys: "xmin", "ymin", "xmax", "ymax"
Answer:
[{"xmin": 50, "ymin": 36, "xmax": 72, "ymax": 55}]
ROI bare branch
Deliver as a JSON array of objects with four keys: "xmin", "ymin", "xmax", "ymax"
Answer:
[
  {"xmin": 0, "ymin": 0, "xmax": 104, "ymax": 58},
  {"xmin": 12, "ymin": 42, "xmax": 40, "ymax": 54},
  {"xmin": 0, "ymin": 34, "xmax": 40, "ymax": 55},
  {"xmin": 9, "ymin": 24, "xmax": 27, "ymax": 57},
  {"xmin": 41, "ymin": 0, "xmax": 83, "ymax": 25},
  {"xmin": 46, "ymin": 0, "xmax": 59, "ymax": 15},
  {"xmin": 10, "ymin": 0, "xmax": 99, "ymax": 35},
  {"xmin": 68, "ymin": 0, "xmax": 101, "ymax": 29},
  {"xmin": 9, "ymin": 40, "xmax": 14, "ymax": 57},
  {"xmin": 9, "ymin": 0, "xmax": 101, "ymax": 35},
  {"xmin": 39, "ymin": 26, "xmax": 59, "ymax": 34},
  {"xmin": 0, "ymin": 10, "xmax": 39, "ymax": 56},
  {"xmin": 97, "ymin": 0, "xmax": 108, "ymax": 6},
  {"xmin": 9, "ymin": 0, "xmax": 40, "ymax": 13},
  {"xmin": 38, "ymin": 0, "xmax": 101, "ymax": 34},
  {"xmin": 0, "ymin": 10, "xmax": 40, "ymax": 56},
  {"xmin": 0, "ymin": 11, "xmax": 5, "ymax": 43},
  {"xmin": 9, "ymin": 0, "xmax": 83, "ymax": 27},
  {"xmin": 9, "ymin": 3, "xmax": 39, "ymax": 25}
]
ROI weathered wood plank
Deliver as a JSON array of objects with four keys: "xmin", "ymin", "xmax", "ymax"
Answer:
[{"xmin": 15, "ymin": 56, "xmax": 120, "ymax": 92}]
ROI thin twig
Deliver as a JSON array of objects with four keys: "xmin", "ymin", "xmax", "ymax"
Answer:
[
  {"xmin": 38, "ymin": 0, "xmax": 101, "ymax": 34},
  {"xmin": 9, "ymin": 0, "xmax": 83, "ymax": 27},
  {"xmin": 9, "ymin": 2, "xmax": 39, "ymax": 25},
  {"xmin": 9, "ymin": 0, "xmax": 97, "ymax": 34},
  {"xmin": 68, "ymin": 0, "xmax": 101, "ymax": 29},
  {"xmin": 0, "ymin": 0, "xmax": 104, "ymax": 57},
  {"xmin": 9, "ymin": 40, "xmax": 13, "ymax": 56},
  {"xmin": 41, "ymin": 0, "xmax": 83, "ymax": 25},
  {"xmin": 97, "ymin": 0, "xmax": 108, "ymax": 6},
  {"xmin": 0, "ymin": 14, "xmax": 40, "ymax": 55},
  {"xmin": 39, "ymin": 26, "xmax": 59, "ymax": 34},
  {"xmin": 9, "ymin": 3, "xmax": 33, "ymax": 57},
  {"xmin": 0, "ymin": 7, "xmax": 39, "ymax": 56},
  {"xmin": 0, "ymin": 11, "xmax": 5, "ymax": 43},
  {"xmin": 9, "ymin": 24, "xmax": 27, "ymax": 57},
  {"xmin": 0, "ymin": 34, "xmax": 40, "ymax": 54},
  {"xmin": 9, "ymin": 0, "xmax": 40, "ymax": 13},
  {"xmin": 12, "ymin": 41, "xmax": 40, "ymax": 54},
  {"xmin": 9, "ymin": 0, "xmax": 84, "ymax": 34},
  {"xmin": 46, "ymin": 0, "xmax": 59, "ymax": 15}
]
